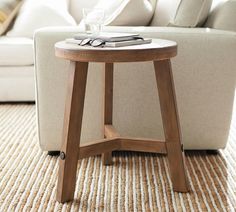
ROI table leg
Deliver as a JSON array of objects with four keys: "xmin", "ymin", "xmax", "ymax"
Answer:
[
  {"xmin": 102, "ymin": 63, "xmax": 114, "ymax": 165},
  {"xmin": 153, "ymin": 60, "xmax": 189, "ymax": 192},
  {"xmin": 57, "ymin": 61, "xmax": 88, "ymax": 203}
]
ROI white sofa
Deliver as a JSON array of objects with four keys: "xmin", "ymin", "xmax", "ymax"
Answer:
[
  {"xmin": 34, "ymin": 0, "xmax": 236, "ymax": 151},
  {"xmin": 0, "ymin": 0, "xmax": 76, "ymax": 102}
]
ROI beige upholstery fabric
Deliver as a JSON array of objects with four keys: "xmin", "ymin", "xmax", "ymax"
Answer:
[
  {"xmin": 69, "ymin": 0, "xmax": 99, "ymax": 23},
  {"xmin": 210, "ymin": 0, "xmax": 225, "ymax": 11},
  {"xmin": 34, "ymin": 27, "xmax": 104, "ymax": 150},
  {"xmin": 0, "ymin": 66, "xmax": 34, "ymax": 101},
  {"xmin": 70, "ymin": 0, "xmax": 157, "ymax": 24},
  {"xmin": 150, "ymin": 0, "xmax": 180, "ymax": 26},
  {"xmin": 0, "ymin": 37, "xmax": 33, "ymax": 66},
  {"xmin": 169, "ymin": 0, "xmax": 213, "ymax": 27},
  {"xmin": 150, "ymin": 0, "xmax": 224, "ymax": 26},
  {"xmin": 205, "ymin": 0, "xmax": 236, "ymax": 32},
  {"xmin": 94, "ymin": 0, "xmax": 155, "ymax": 26},
  {"xmin": 34, "ymin": 26, "xmax": 236, "ymax": 151}
]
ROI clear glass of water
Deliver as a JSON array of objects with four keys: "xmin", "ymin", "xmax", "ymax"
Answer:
[{"xmin": 83, "ymin": 8, "xmax": 105, "ymax": 35}]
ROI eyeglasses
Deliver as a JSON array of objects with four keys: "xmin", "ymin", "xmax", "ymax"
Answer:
[
  {"xmin": 79, "ymin": 38, "xmax": 106, "ymax": 47},
  {"xmin": 79, "ymin": 36, "xmax": 144, "ymax": 48}
]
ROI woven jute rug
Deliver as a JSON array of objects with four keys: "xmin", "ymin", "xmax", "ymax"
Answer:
[{"xmin": 0, "ymin": 104, "xmax": 235, "ymax": 211}]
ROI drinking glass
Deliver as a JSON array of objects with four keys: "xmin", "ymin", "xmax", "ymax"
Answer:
[{"xmin": 83, "ymin": 8, "xmax": 105, "ymax": 35}]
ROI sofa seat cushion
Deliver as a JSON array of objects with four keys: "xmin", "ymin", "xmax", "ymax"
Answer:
[{"xmin": 0, "ymin": 37, "xmax": 33, "ymax": 66}]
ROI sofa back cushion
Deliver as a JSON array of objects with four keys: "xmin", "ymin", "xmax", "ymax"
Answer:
[
  {"xmin": 150, "ymin": 0, "xmax": 222, "ymax": 27},
  {"xmin": 210, "ymin": 0, "xmax": 226, "ymax": 11},
  {"xmin": 0, "ymin": 0, "xmax": 22, "ymax": 35},
  {"xmin": 205, "ymin": 0, "xmax": 236, "ymax": 32},
  {"xmin": 169, "ymin": 0, "xmax": 213, "ymax": 27}
]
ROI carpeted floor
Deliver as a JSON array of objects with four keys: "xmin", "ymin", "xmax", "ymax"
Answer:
[{"xmin": 0, "ymin": 104, "xmax": 235, "ymax": 211}]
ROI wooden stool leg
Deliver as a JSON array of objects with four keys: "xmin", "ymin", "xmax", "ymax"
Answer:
[
  {"xmin": 102, "ymin": 152, "xmax": 113, "ymax": 165},
  {"xmin": 154, "ymin": 60, "xmax": 189, "ymax": 192},
  {"xmin": 102, "ymin": 63, "xmax": 114, "ymax": 165},
  {"xmin": 57, "ymin": 61, "xmax": 88, "ymax": 203}
]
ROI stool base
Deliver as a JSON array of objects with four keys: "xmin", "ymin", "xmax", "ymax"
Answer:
[
  {"xmin": 78, "ymin": 125, "xmax": 167, "ymax": 160},
  {"xmin": 57, "ymin": 124, "xmax": 189, "ymax": 203},
  {"xmin": 56, "ymin": 60, "xmax": 190, "ymax": 203}
]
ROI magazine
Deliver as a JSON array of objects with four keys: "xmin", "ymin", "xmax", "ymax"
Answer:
[{"xmin": 74, "ymin": 32, "xmax": 141, "ymax": 42}]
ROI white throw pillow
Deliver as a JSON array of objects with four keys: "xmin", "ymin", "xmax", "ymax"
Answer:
[
  {"xmin": 0, "ymin": 0, "xmax": 23, "ymax": 35},
  {"xmin": 205, "ymin": 0, "xmax": 236, "ymax": 32},
  {"xmin": 169, "ymin": 0, "xmax": 213, "ymax": 27},
  {"xmin": 150, "ymin": 0, "xmax": 180, "ymax": 26},
  {"xmin": 81, "ymin": 0, "xmax": 155, "ymax": 26},
  {"xmin": 70, "ymin": 0, "xmax": 99, "ymax": 23},
  {"xmin": 7, "ymin": 0, "xmax": 76, "ymax": 38}
]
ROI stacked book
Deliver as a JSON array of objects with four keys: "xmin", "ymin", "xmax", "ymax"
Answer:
[{"xmin": 65, "ymin": 32, "xmax": 152, "ymax": 47}]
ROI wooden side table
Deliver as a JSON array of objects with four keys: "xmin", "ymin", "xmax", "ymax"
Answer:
[{"xmin": 55, "ymin": 39, "xmax": 189, "ymax": 203}]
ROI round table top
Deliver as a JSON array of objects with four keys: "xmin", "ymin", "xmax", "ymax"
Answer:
[{"xmin": 55, "ymin": 39, "xmax": 177, "ymax": 63}]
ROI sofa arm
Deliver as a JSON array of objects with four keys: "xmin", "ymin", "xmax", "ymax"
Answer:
[
  {"xmin": 35, "ymin": 26, "xmax": 236, "ymax": 151},
  {"xmin": 102, "ymin": 26, "xmax": 236, "ymax": 149},
  {"xmin": 34, "ymin": 27, "xmax": 105, "ymax": 151}
]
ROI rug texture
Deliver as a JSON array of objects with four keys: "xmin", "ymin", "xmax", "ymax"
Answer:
[{"xmin": 0, "ymin": 104, "xmax": 235, "ymax": 211}]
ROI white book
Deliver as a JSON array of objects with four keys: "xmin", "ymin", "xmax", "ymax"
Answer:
[
  {"xmin": 65, "ymin": 38, "xmax": 152, "ymax": 48},
  {"xmin": 74, "ymin": 32, "xmax": 140, "ymax": 42}
]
